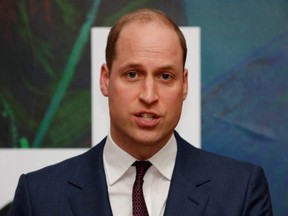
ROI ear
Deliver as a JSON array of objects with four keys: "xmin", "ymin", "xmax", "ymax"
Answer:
[
  {"xmin": 100, "ymin": 64, "xmax": 110, "ymax": 97},
  {"xmin": 182, "ymin": 69, "xmax": 188, "ymax": 100}
]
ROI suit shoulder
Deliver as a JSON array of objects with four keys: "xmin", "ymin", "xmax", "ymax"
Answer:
[
  {"xmin": 25, "ymin": 142, "xmax": 104, "ymax": 182},
  {"xmin": 176, "ymin": 132, "xmax": 261, "ymax": 175},
  {"xmin": 193, "ymin": 143, "xmax": 259, "ymax": 174},
  {"xmin": 198, "ymin": 147, "xmax": 254, "ymax": 168}
]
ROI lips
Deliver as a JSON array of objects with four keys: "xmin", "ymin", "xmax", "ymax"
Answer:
[
  {"xmin": 141, "ymin": 113, "xmax": 156, "ymax": 121},
  {"xmin": 134, "ymin": 112, "xmax": 160, "ymax": 127}
]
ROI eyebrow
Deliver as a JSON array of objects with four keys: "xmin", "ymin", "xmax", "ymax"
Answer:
[
  {"xmin": 159, "ymin": 65, "xmax": 175, "ymax": 70},
  {"xmin": 120, "ymin": 63, "xmax": 176, "ymax": 71},
  {"xmin": 123, "ymin": 63, "xmax": 142, "ymax": 68}
]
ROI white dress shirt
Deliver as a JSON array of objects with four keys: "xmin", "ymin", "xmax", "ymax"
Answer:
[{"xmin": 103, "ymin": 132, "xmax": 177, "ymax": 216}]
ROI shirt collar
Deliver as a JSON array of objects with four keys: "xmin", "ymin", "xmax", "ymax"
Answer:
[
  {"xmin": 148, "ymin": 135, "xmax": 177, "ymax": 180},
  {"xmin": 103, "ymin": 132, "xmax": 177, "ymax": 186}
]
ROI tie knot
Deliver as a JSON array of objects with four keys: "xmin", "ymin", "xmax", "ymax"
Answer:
[{"xmin": 133, "ymin": 161, "xmax": 152, "ymax": 178}]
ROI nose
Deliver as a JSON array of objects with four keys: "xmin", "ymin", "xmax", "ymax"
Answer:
[{"xmin": 138, "ymin": 78, "xmax": 159, "ymax": 105}]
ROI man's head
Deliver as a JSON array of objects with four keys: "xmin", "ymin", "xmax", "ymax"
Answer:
[
  {"xmin": 105, "ymin": 8, "xmax": 187, "ymax": 71},
  {"xmin": 100, "ymin": 8, "xmax": 188, "ymax": 160}
]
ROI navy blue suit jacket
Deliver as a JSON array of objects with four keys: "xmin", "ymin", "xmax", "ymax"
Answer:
[{"xmin": 9, "ymin": 132, "xmax": 273, "ymax": 215}]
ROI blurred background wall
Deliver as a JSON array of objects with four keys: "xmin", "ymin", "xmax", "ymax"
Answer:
[{"xmin": 0, "ymin": 0, "xmax": 287, "ymax": 215}]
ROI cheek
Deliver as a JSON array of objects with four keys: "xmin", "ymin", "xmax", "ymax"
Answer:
[
  {"xmin": 162, "ymin": 89, "xmax": 184, "ymax": 113},
  {"xmin": 162, "ymin": 86, "xmax": 185, "ymax": 102},
  {"xmin": 109, "ymin": 84, "xmax": 137, "ymax": 107}
]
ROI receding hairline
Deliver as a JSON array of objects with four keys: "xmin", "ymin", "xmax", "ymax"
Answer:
[
  {"xmin": 118, "ymin": 8, "xmax": 176, "ymax": 26},
  {"xmin": 105, "ymin": 8, "xmax": 187, "ymax": 70}
]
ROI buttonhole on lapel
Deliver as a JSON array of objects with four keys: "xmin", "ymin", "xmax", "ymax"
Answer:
[
  {"xmin": 188, "ymin": 197, "xmax": 199, "ymax": 206},
  {"xmin": 196, "ymin": 179, "xmax": 211, "ymax": 187},
  {"xmin": 68, "ymin": 180, "xmax": 82, "ymax": 190}
]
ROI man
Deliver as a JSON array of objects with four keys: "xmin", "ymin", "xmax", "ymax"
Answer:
[{"xmin": 9, "ymin": 8, "xmax": 273, "ymax": 216}]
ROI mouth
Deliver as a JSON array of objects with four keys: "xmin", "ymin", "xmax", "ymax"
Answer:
[
  {"xmin": 134, "ymin": 112, "xmax": 160, "ymax": 127},
  {"xmin": 141, "ymin": 113, "xmax": 156, "ymax": 121}
]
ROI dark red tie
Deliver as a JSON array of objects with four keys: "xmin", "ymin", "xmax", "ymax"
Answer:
[{"xmin": 132, "ymin": 161, "xmax": 152, "ymax": 216}]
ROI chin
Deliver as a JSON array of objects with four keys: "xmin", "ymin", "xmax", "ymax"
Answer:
[{"xmin": 133, "ymin": 130, "xmax": 171, "ymax": 146}]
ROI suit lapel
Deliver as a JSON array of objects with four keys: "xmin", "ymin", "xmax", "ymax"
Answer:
[
  {"xmin": 67, "ymin": 139, "xmax": 113, "ymax": 216},
  {"xmin": 164, "ymin": 132, "xmax": 211, "ymax": 216}
]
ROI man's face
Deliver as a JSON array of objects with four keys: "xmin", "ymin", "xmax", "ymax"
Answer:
[{"xmin": 100, "ymin": 22, "xmax": 188, "ymax": 159}]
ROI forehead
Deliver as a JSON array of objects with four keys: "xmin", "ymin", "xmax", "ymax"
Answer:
[
  {"xmin": 110, "ymin": 23, "xmax": 184, "ymax": 73},
  {"xmin": 116, "ymin": 22, "xmax": 182, "ymax": 54}
]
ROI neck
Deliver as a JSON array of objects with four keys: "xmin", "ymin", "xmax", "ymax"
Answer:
[{"xmin": 110, "ymin": 131, "xmax": 173, "ymax": 160}]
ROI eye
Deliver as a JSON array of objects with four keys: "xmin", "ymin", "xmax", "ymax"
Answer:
[
  {"xmin": 160, "ymin": 73, "xmax": 172, "ymax": 80},
  {"xmin": 127, "ymin": 71, "xmax": 138, "ymax": 79}
]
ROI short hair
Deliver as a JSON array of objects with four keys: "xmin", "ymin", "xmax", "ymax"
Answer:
[{"xmin": 105, "ymin": 8, "xmax": 187, "ymax": 70}]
